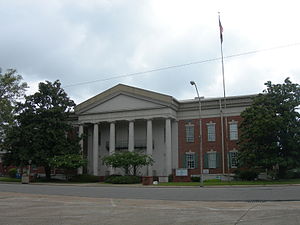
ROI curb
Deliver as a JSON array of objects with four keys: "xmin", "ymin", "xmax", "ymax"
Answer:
[{"xmin": 1, "ymin": 181, "xmax": 300, "ymax": 188}]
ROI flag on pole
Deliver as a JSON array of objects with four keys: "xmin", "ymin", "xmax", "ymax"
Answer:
[{"xmin": 219, "ymin": 15, "xmax": 223, "ymax": 43}]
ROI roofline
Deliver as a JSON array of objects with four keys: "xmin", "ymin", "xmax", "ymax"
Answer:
[
  {"xmin": 179, "ymin": 94, "xmax": 258, "ymax": 103},
  {"xmin": 75, "ymin": 83, "xmax": 179, "ymax": 113}
]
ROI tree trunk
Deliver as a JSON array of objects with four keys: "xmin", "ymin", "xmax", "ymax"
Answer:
[
  {"xmin": 278, "ymin": 166, "xmax": 287, "ymax": 179},
  {"xmin": 44, "ymin": 166, "xmax": 51, "ymax": 180},
  {"xmin": 125, "ymin": 167, "xmax": 129, "ymax": 176}
]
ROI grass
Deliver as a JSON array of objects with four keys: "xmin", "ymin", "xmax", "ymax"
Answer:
[
  {"xmin": 0, "ymin": 177, "xmax": 21, "ymax": 182},
  {"xmin": 1, "ymin": 176, "xmax": 300, "ymax": 186},
  {"xmin": 157, "ymin": 179, "xmax": 300, "ymax": 186}
]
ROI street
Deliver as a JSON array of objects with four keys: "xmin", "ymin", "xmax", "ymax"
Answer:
[{"xmin": 0, "ymin": 183, "xmax": 300, "ymax": 201}]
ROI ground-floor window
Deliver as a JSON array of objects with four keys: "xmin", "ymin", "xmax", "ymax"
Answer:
[
  {"xmin": 204, "ymin": 151, "xmax": 220, "ymax": 169},
  {"xmin": 228, "ymin": 151, "xmax": 238, "ymax": 168},
  {"xmin": 183, "ymin": 152, "xmax": 197, "ymax": 169}
]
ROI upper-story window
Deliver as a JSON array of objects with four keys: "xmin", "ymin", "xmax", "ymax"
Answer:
[
  {"xmin": 185, "ymin": 122, "xmax": 194, "ymax": 143},
  {"xmin": 207, "ymin": 122, "xmax": 216, "ymax": 142},
  {"xmin": 229, "ymin": 121, "xmax": 238, "ymax": 140}
]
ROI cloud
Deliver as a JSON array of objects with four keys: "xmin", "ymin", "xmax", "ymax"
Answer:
[{"xmin": 0, "ymin": 0, "xmax": 299, "ymax": 104}]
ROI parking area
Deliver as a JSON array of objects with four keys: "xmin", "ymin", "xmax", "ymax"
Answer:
[{"xmin": 1, "ymin": 192, "xmax": 300, "ymax": 225}]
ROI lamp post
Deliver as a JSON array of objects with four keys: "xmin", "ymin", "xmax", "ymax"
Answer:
[
  {"xmin": 28, "ymin": 160, "xmax": 32, "ymax": 175},
  {"xmin": 190, "ymin": 81, "xmax": 204, "ymax": 187}
]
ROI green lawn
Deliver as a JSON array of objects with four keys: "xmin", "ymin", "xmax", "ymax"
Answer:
[
  {"xmin": 0, "ymin": 177, "xmax": 21, "ymax": 182},
  {"xmin": 1, "ymin": 176, "xmax": 300, "ymax": 186},
  {"xmin": 157, "ymin": 179, "xmax": 300, "ymax": 186}
]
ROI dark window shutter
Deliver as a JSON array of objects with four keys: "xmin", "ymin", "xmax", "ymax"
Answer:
[
  {"xmin": 228, "ymin": 152, "xmax": 232, "ymax": 169},
  {"xmin": 195, "ymin": 153, "xmax": 198, "ymax": 169},
  {"xmin": 216, "ymin": 153, "xmax": 221, "ymax": 168},
  {"xmin": 204, "ymin": 153, "xmax": 208, "ymax": 169}
]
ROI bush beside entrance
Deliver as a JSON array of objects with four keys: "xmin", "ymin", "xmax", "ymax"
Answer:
[
  {"xmin": 104, "ymin": 175, "xmax": 141, "ymax": 184},
  {"xmin": 8, "ymin": 168, "xmax": 17, "ymax": 178}
]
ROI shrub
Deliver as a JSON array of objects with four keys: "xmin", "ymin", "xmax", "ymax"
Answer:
[
  {"xmin": 191, "ymin": 176, "xmax": 200, "ymax": 182},
  {"xmin": 285, "ymin": 168, "xmax": 300, "ymax": 179},
  {"xmin": 8, "ymin": 168, "xmax": 17, "ymax": 178},
  {"xmin": 235, "ymin": 169, "xmax": 259, "ymax": 181},
  {"xmin": 204, "ymin": 179, "xmax": 221, "ymax": 183},
  {"xmin": 69, "ymin": 174, "xmax": 100, "ymax": 183},
  {"xmin": 105, "ymin": 175, "xmax": 141, "ymax": 184},
  {"xmin": 34, "ymin": 177, "xmax": 64, "ymax": 183}
]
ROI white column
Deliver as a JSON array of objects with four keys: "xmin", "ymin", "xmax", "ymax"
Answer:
[
  {"xmin": 77, "ymin": 125, "xmax": 84, "ymax": 175},
  {"xmin": 165, "ymin": 118, "xmax": 172, "ymax": 176},
  {"xmin": 146, "ymin": 119, "xmax": 153, "ymax": 176},
  {"xmin": 128, "ymin": 120, "xmax": 134, "ymax": 152},
  {"xmin": 109, "ymin": 122, "xmax": 116, "ymax": 174},
  {"xmin": 171, "ymin": 121, "xmax": 179, "ymax": 169},
  {"xmin": 109, "ymin": 122, "xmax": 115, "ymax": 155},
  {"xmin": 93, "ymin": 123, "xmax": 99, "ymax": 176}
]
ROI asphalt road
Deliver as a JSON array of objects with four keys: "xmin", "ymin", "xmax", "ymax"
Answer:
[{"xmin": 1, "ymin": 183, "xmax": 300, "ymax": 201}]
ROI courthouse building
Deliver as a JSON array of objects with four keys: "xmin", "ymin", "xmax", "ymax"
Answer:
[{"xmin": 73, "ymin": 84, "xmax": 254, "ymax": 182}]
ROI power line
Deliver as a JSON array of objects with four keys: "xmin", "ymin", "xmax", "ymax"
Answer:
[{"xmin": 63, "ymin": 42, "xmax": 300, "ymax": 88}]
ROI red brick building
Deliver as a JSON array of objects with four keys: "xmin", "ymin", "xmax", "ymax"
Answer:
[{"xmin": 74, "ymin": 84, "xmax": 254, "ymax": 182}]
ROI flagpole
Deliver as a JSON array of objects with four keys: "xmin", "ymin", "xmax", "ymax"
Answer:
[
  {"xmin": 219, "ymin": 12, "xmax": 226, "ymax": 104},
  {"xmin": 218, "ymin": 12, "xmax": 226, "ymax": 175}
]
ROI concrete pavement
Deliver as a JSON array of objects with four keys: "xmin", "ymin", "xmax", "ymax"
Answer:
[{"xmin": 1, "ymin": 191, "xmax": 300, "ymax": 225}]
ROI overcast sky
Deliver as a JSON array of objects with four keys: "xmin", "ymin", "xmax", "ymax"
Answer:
[{"xmin": 1, "ymin": 0, "xmax": 300, "ymax": 104}]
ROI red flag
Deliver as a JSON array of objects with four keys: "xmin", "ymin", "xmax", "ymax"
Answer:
[{"xmin": 219, "ymin": 16, "xmax": 223, "ymax": 43}]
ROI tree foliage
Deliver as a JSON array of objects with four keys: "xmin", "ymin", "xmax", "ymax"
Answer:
[
  {"xmin": 49, "ymin": 154, "xmax": 87, "ymax": 180},
  {"xmin": 3, "ymin": 80, "xmax": 81, "ymax": 179},
  {"xmin": 238, "ymin": 78, "xmax": 300, "ymax": 178},
  {"xmin": 0, "ymin": 69, "xmax": 28, "ymax": 147},
  {"xmin": 102, "ymin": 151, "xmax": 154, "ymax": 176}
]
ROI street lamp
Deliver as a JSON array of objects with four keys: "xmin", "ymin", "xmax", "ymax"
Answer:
[
  {"xmin": 28, "ymin": 159, "xmax": 32, "ymax": 178},
  {"xmin": 190, "ymin": 81, "xmax": 204, "ymax": 187}
]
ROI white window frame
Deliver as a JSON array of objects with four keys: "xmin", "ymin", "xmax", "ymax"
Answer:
[
  {"xmin": 229, "ymin": 150, "xmax": 238, "ymax": 168},
  {"xmin": 185, "ymin": 123, "xmax": 194, "ymax": 143},
  {"xmin": 229, "ymin": 121, "xmax": 238, "ymax": 140},
  {"xmin": 207, "ymin": 122, "xmax": 216, "ymax": 142},
  {"xmin": 185, "ymin": 152, "xmax": 196, "ymax": 169},
  {"xmin": 207, "ymin": 152, "xmax": 217, "ymax": 169}
]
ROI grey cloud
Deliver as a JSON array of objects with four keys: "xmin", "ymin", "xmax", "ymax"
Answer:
[{"xmin": 1, "ymin": 1, "xmax": 299, "ymax": 104}]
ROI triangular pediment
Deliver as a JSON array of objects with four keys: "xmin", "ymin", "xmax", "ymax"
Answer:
[
  {"xmin": 84, "ymin": 93, "xmax": 165, "ymax": 114},
  {"xmin": 75, "ymin": 84, "xmax": 179, "ymax": 115}
]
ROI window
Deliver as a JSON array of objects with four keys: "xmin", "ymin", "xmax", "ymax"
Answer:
[
  {"xmin": 185, "ymin": 123, "xmax": 194, "ymax": 142},
  {"xmin": 207, "ymin": 152, "xmax": 217, "ymax": 168},
  {"xmin": 229, "ymin": 122, "xmax": 238, "ymax": 140},
  {"xmin": 228, "ymin": 151, "xmax": 238, "ymax": 168},
  {"xmin": 204, "ymin": 151, "xmax": 220, "ymax": 169},
  {"xmin": 185, "ymin": 152, "xmax": 196, "ymax": 169},
  {"xmin": 207, "ymin": 123, "xmax": 216, "ymax": 142}
]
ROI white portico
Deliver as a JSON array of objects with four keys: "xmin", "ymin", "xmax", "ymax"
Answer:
[{"xmin": 74, "ymin": 84, "xmax": 179, "ymax": 181}]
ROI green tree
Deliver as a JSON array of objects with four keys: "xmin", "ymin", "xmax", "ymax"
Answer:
[
  {"xmin": 102, "ymin": 151, "xmax": 154, "ymax": 176},
  {"xmin": 3, "ymin": 80, "xmax": 81, "ymax": 179},
  {"xmin": 49, "ymin": 154, "xmax": 87, "ymax": 180},
  {"xmin": 238, "ymin": 78, "xmax": 300, "ymax": 178},
  {"xmin": 0, "ymin": 69, "xmax": 28, "ymax": 147}
]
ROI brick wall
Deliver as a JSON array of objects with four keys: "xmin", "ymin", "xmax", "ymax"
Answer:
[{"xmin": 178, "ymin": 115, "xmax": 242, "ymax": 177}]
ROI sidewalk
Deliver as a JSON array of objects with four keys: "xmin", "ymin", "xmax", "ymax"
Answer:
[{"xmin": 5, "ymin": 181, "xmax": 300, "ymax": 188}]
